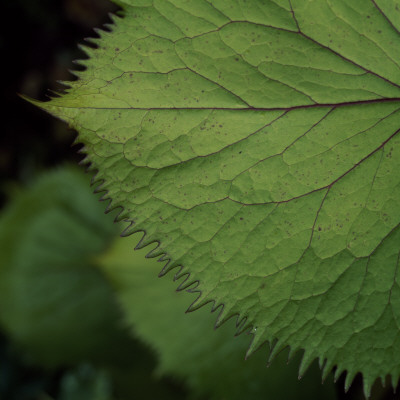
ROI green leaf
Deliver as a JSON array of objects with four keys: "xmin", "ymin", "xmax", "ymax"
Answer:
[
  {"xmin": 99, "ymin": 233, "xmax": 337, "ymax": 400},
  {"xmin": 31, "ymin": 0, "xmax": 400, "ymax": 394},
  {"xmin": 0, "ymin": 167, "xmax": 133, "ymax": 368}
]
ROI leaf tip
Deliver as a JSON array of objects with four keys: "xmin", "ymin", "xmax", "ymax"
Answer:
[{"xmin": 298, "ymin": 350, "xmax": 314, "ymax": 380}]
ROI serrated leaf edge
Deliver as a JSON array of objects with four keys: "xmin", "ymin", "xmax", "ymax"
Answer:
[{"xmin": 23, "ymin": 8, "xmax": 400, "ymax": 398}]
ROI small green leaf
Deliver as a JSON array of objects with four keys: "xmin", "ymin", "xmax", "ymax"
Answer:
[{"xmin": 31, "ymin": 0, "xmax": 400, "ymax": 394}]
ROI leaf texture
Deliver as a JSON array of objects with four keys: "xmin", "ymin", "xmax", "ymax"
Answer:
[
  {"xmin": 99, "ymin": 233, "xmax": 337, "ymax": 400},
  {"xmin": 32, "ymin": 0, "xmax": 400, "ymax": 394}
]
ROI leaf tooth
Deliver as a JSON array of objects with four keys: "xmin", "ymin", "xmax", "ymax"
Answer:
[
  {"xmin": 107, "ymin": 11, "xmax": 116, "ymax": 22},
  {"xmin": 93, "ymin": 27, "xmax": 109, "ymax": 38},
  {"xmin": 76, "ymin": 50, "xmax": 88, "ymax": 61},
  {"xmin": 72, "ymin": 56, "xmax": 86, "ymax": 66},
  {"xmin": 83, "ymin": 36, "xmax": 100, "ymax": 47},
  {"xmin": 87, "ymin": 160, "xmax": 98, "ymax": 174},
  {"xmin": 159, "ymin": 258, "xmax": 181, "ymax": 277},
  {"xmin": 170, "ymin": 263, "xmax": 185, "ymax": 278},
  {"xmin": 115, "ymin": 9, "xmax": 125, "ymax": 18},
  {"xmin": 99, "ymin": 193, "xmax": 111, "ymax": 204},
  {"xmin": 333, "ymin": 366, "xmax": 344, "ymax": 383},
  {"xmin": 235, "ymin": 314, "xmax": 246, "ymax": 328},
  {"xmin": 134, "ymin": 234, "xmax": 173, "ymax": 264},
  {"xmin": 144, "ymin": 244, "xmax": 164, "ymax": 259},
  {"xmin": 214, "ymin": 313, "xmax": 234, "ymax": 329},
  {"xmin": 109, "ymin": 205, "xmax": 128, "ymax": 223},
  {"xmin": 245, "ymin": 330, "xmax": 266, "ymax": 360},
  {"xmin": 362, "ymin": 376, "xmax": 372, "ymax": 399},
  {"xmin": 102, "ymin": 199, "xmax": 116, "ymax": 214},
  {"xmin": 85, "ymin": 165, "xmax": 98, "ymax": 179},
  {"xmin": 333, "ymin": 366, "xmax": 342, "ymax": 383},
  {"xmin": 234, "ymin": 316, "xmax": 251, "ymax": 336},
  {"xmin": 105, "ymin": 201, "xmax": 120, "ymax": 216},
  {"xmin": 174, "ymin": 273, "xmax": 188, "ymax": 288},
  {"xmin": 177, "ymin": 278, "xmax": 198, "ymax": 292},
  {"xmin": 67, "ymin": 68, "xmax": 81, "ymax": 79},
  {"xmin": 134, "ymin": 232, "xmax": 156, "ymax": 251},
  {"xmin": 174, "ymin": 271, "xmax": 197, "ymax": 291},
  {"xmin": 173, "ymin": 265, "xmax": 189, "ymax": 280},
  {"xmin": 107, "ymin": 11, "xmax": 122, "ymax": 24},
  {"xmin": 120, "ymin": 221, "xmax": 136, "ymax": 237},
  {"xmin": 344, "ymin": 370, "xmax": 357, "ymax": 393},
  {"xmin": 142, "ymin": 239, "xmax": 161, "ymax": 257},
  {"xmin": 158, "ymin": 260, "xmax": 172, "ymax": 275},
  {"xmin": 92, "ymin": 179, "xmax": 106, "ymax": 193},
  {"xmin": 103, "ymin": 23, "xmax": 114, "ymax": 32},
  {"xmin": 46, "ymin": 89, "xmax": 63, "ymax": 98},
  {"xmin": 88, "ymin": 165, "xmax": 101, "ymax": 180},
  {"xmin": 321, "ymin": 358, "xmax": 335, "ymax": 382},
  {"xmin": 101, "ymin": 195, "xmax": 113, "ymax": 208},
  {"xmin": 214, "ymin": 304, "xmax": 235, "ymax": 329},
  {"xmin": 267, "ymin": 338, "xmax": 286, "ymax": 364},
  {"xmin": 78, "ymin": 155, "xmax": 88, "ymax": 166},
  {"xmin": 83, "ymin": 161, "xmax": 94, "ymax": 174},
  {"xmin": 56, "ymin": 80, "xmax": 71, "ymax": 89},
  {"xmin": 298, "ymin": 350, "xmax": 314, "ymax": 379},
  {"xmin": 185, "ymin": 293, "xmax": 212, "ymax": 313},
  {"xmin": 93, "ymin": 180, "xmax": 107, "ymax": 195},
  {"xmin": 186, "ymin": 282, "xmax": 200, "ymax": 295},
  {"xmin": 391, "ymin": 374, "xmax": 399, "ymax": 393},
  {"xmin": 287, "ymin": 346, "xmax": 300, "ymax": 364},
  {"xmin": 92, "ymin": 27, "xmax": 103, "ymax": 36},
  {"xmin": 73, "ymin": 136, "xmax": 85, "ymax": 148}
]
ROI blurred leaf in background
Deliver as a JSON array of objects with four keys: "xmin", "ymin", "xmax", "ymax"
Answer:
[{"xmin": 0, "ymin": 166, "xmax": 123, "ymax": 367}]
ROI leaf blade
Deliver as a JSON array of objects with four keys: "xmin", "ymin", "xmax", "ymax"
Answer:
[{"xmin": 32, "ymin": 0, "xmax": 400, "ymax": 394}]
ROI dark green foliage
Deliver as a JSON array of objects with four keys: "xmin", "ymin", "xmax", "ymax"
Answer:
[{"xmin": 0, "ymin": 167, "xmax": 126, "ymax": 367}]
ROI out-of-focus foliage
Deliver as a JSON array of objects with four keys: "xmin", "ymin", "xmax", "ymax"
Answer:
[
  {"xmin": 58, "ymin": 365, "xmax": 113, "ymax": 400},
  {"xmin": 0, "ymin": 167, "xmax": 127, "ymax": 367}
]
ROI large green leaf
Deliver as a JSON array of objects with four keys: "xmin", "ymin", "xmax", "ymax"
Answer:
[
  {"xmin": 99, "ymin": 233, "xmax": 337, "ymax": 400},
  {"xmin": 31, "ymin": 0, "xmax": 400, "ymax": 394}
]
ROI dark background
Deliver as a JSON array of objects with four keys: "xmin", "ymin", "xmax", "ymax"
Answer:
[
  {"xmin": 1, "ymin": 1, "xmax": 399, "ymax": 399},
  {"xmin": 1, "ymin": 0, "xmax": 119, "ymax": 208}
]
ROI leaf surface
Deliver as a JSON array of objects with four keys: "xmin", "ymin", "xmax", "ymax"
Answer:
[
  {"xmin": 32, "ymin": 0, "xmax": 400, "ymax": 393},
  {"xmin": 99, "ymin": 233, "xmax": 337, "ymax": 400}
]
